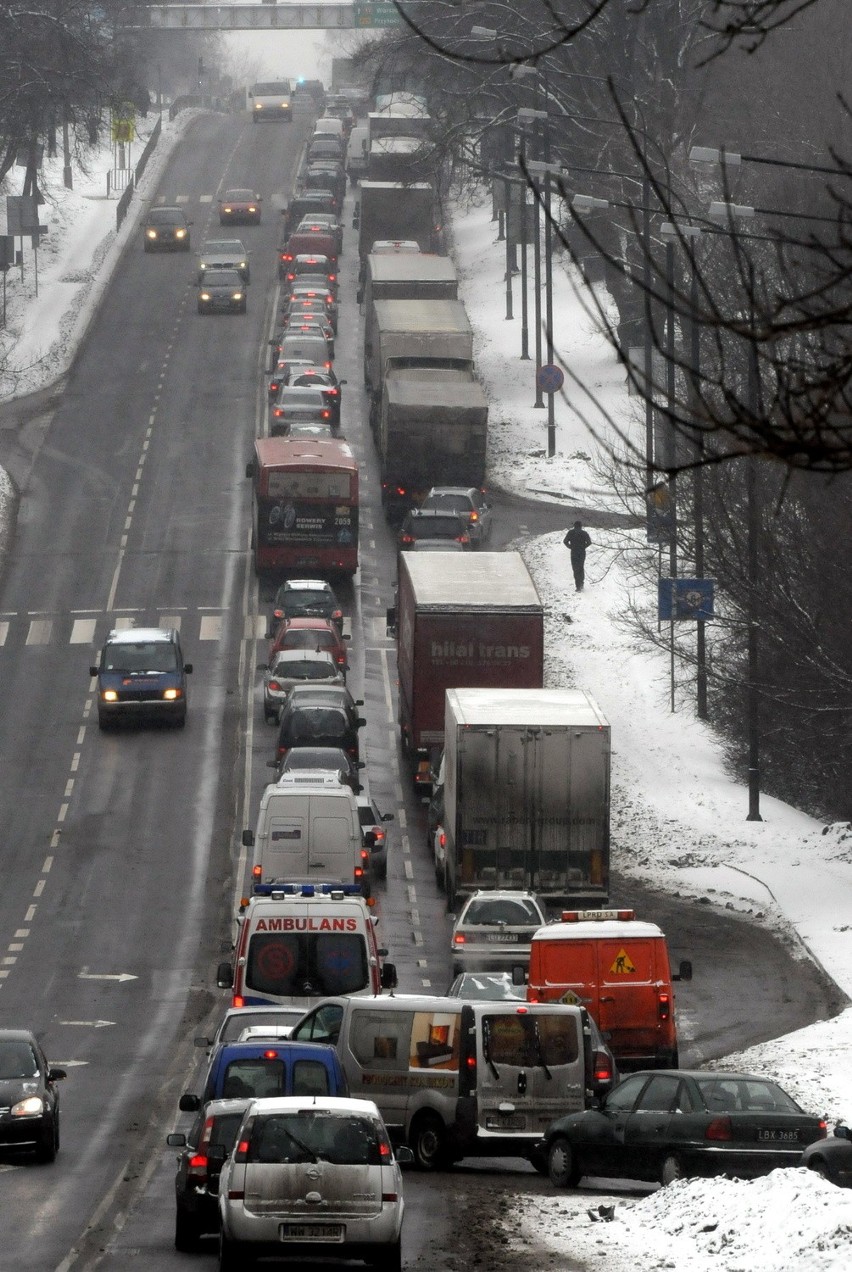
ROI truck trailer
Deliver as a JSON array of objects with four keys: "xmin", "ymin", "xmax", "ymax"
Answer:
[
  {"xmin": 364, "ymin": 297, "xmax": 473, "ymax": 400},
  {"xmin": 392, "ymin": 553, "xmax": 544, "ymax": 790},
  {"xmin": 442, "ymin": 688, "xmax": 611, "ymax": 910}
]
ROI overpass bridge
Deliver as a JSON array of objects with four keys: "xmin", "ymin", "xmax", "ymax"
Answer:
[{"xmin": 122, "ymin": 1, "xmax": 409, "ymax": 30}]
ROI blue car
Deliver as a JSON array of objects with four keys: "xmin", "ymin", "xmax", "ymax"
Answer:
[
  {"xmin": 90, "ymin": 627, "xmax": 192, "ymax": 729},
  {"xmin": 178, "ymin": 1039, "xmax": 348, "ymax": 1112}
]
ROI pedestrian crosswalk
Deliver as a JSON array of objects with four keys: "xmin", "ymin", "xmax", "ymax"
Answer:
[{"xmin": 0, "ymin": 610, "xmax": 352, "ymax": 650}]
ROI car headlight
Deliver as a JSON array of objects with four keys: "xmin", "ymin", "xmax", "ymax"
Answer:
[
  {"xmin": 232, "ymin": 292, "xmax": 243, "ymax": 301},
  {"xmin": 12, "ymin": 1096, "xmax": 44, "ymax": 1117},
  {"xmin": 102, "ymin": 690, "xmax": 119, "ymax": 702},
  {"xmin": 223, "ymin": 206, "xmax": 232, "ymax": 213},
  {"xmin": 239, "ymin": 261, "xmax": 247, "ymax": 270},
  {"xmin": 146, "ymin": 229, "xmax": 157, "ymax": 239},
  {"xmin": 163, "ymin": 688, "xmax": 182, "ymax": 701},
  {"xmin": 175, "ymin": 229, "xmax": 186, "ymax": 238},
  {"xmin": 200, "ymin": 292, "xmax": 211, "ymax": 301}
]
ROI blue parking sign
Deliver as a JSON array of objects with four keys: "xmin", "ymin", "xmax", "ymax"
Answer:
[{"xmin": 658, "ymin": 578, "xmax": 715, "ymax": 621}]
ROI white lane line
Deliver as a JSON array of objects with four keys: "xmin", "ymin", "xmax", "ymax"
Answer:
[
  {"xmin": 71, "ymin": 752, "xmax": 80, "ymax": 772},
  {"xmin": 43, "ymin": 856, "xmax": 53, "ymax": 873},
  {"xmin": 0, "ymin": 622, "xmax": 9, "ymax": 646},
  {"xmin": 406, "ymin": 885, "xmax": 416, "ymax": 904},
  {"xmin": 421, "ymin": 978, "xmax": 432, "ymax": 987},
  {"xmin": 25, "ymin": 906, "xmax": 36, "ymax": 922},
  {"xmin": 33, "ymin": 881, "xmax": 44, "ymax": 897},
  {"xmin": 199, "ymin": 615, "xmax": 223, "ymax": 641},
  {"xmin": 64, "ymin": 779, "xmax": 74, "ymax": 797},
  {"xmin": 404, "ymin": 859, "xmax": 413, "ymax": 880},
  {"xmin": 14, "ymin": 930, "xmax": 29, "ymax": 939},
  {"xmin": 26, "ymin": 619, "xmax": 52, "ymax": 645}
]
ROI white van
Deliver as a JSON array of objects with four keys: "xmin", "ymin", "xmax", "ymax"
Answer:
[
  {"xmin": 243, "ymin": 779, "xmax": 369, "ymax": 895},
  {"xmin": 346, "ymin": 124, "xmax": 369, "ymax": 184},
  {"xmin": 290, "ymin": 994, "xmax": 594, "ymax": 1169},
  {"xmin": 248, "ymin": 80, "xmax": 292, "ymax": 123}
]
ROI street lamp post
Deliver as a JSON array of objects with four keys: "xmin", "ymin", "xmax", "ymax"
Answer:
[
  {"xmin": 517, "ymin": 108, "xmax": 548, "ymax": 362},
  {"xmin": 512, "ymin": 63, "xmax": 549, "ymax": 408}
]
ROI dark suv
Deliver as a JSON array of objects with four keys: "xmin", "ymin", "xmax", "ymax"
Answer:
[
  {"xmin": 90, "ymin": 627, "xmax": 192, "ymax": 729},
  {"xmin": 274, "ymin": 703, "xmax": 365, "ymax": 770},
  {"xmin": 143, "ymin": 206, "xmax": 192, "ymax": 252}
]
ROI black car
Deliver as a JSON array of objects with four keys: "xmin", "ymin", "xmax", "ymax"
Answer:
[
  {"xmin": 276, "ymin": 745, "xmax": 364, "ymax": 792},
  {"xmin": 197, "ymin": 268, "xmax": 247, "ymax": 315},
  {"xmin": 398, "ymin": 509, "xmax": 472, "ymax": 551},
  {"xmin": 274, "ymin": 703, "xmax": 365, "ymax": 769},
  {"xmin": 269, "ymin": 385, "xmax": 337, "ymax": 435},
  {"xmin": 143, "ymin": 205, "xmax": 192, "ymax": 252},
  {"xmin": 282, "ymin": 191, "xmax": 338, "ymax": 237},
  {"xmin": 166, "ymin": 1098, "xmax": 252, "ymax": 1250},
  {"xmin": 0, "ymin": 1029, "xmax": 66, "ymax": 1162},
  {"xmin": 268, "ymin": 577, "xmax": 343, "ymax": 636},
  {"xmin": 284, "ymin": 253, "xmax": 338, "ymax": 290},
  {"xmin": 536, "ymin": 1069, "xmax": 827, "ymax": 1189},
  {"xmin": 802, "ymin": 1120, "xmax": 852, "ymax": 1187},
  {"xmin": 283, "ymin": 683, "xmax": 364, "ymax": 731}
]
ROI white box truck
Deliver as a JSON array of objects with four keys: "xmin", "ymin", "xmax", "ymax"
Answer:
[{"xmin": 442, "ymin": 688, "xmax": 611, "ymax": 910}]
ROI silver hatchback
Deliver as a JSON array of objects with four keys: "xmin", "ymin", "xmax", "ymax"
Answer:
[
  {"xmin": 450, "ymin": 889, "xmax": 547, "ymax": 978},
  {"xmin": 214, "ymin": 1096, "xmax": 410, "ymax": 1271}
]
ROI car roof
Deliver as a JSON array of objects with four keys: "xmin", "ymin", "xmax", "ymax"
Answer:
[
  {"xmin": 105, "ymin": 627, "xmax": 176, "ymax": 644},
  {"xmin": 244, "ymin": 1095, "xmax": 380, "ymax": 1117},
  {"xmin": 282, "ymin": 617, "xmax": 339, "ymax": 631},
  {"xmin": 202, "ymin": 1097, "xmax": 254, "ymax": 1116},
  {"xmin": 280, "ymin": 579, "xmax": 332, "ymax": 591},
  {"xmin": 426, "ymin": 486, "xmax": 478, "ymax": 497},
  {"xmin": 0, "ymin": 1028, "xmax": 38, "ymax": 1043},
  {"xmin": 201, "ymin": 239, "xmax": 247, "ymax": 251}
]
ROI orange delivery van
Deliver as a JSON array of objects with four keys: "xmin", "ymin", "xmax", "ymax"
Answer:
[{"xmin": 526, "ymin": 909, "xmax": 692, "ymax": 1070}]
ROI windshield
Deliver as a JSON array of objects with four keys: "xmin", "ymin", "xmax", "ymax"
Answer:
[
  {"xmin": 464, "ymin": 898, "xmax": 542, "ymax": 926},
  {"xmin": 245, "ymin": 1112, "xmax": 382, "ymax": 1165},
  {"xmin": 246, "ymin": 932, "xmax": 369, "ymax": 997},
  {"xmin": 219, "ymin": 1011, "xmax": 297, "ymax": 1043},
  {"xmin": 281, "ymin": 747, "xmax": 349, "ymax": 770},
  {"xmin": 103, "ymin": 642, "xmax": 177, "ymax": 673},
  {"xmin": 254, "ymin": 81, "xmax": 290, "ymax": 94},
  {"xmin": 0, "ymin": 1040, "xmax": 39, "ymax": 1079},
  {"xmin": 149, "ymin": 210, "xmax": 183, "ymax": 225}
]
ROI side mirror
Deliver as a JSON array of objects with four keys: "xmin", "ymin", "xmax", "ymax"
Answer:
[
  {"xmin": 396, "ymin": 1145, "xmax": 415, "ymax": 1166},
  {"xmin": 246, "ymin": 461, "xmax": 255, "ymax": 479},
  {"xmin": 184, "ymin": 663, "xmax": 193, "ymax": 674},
  {"xmin": 89, "ymin": 665, "xmax": 98, "ymax": 677},
  {"xmin": 382, "ymin": 813, "xmax": 395, "ymax": 823},
  {"xmin": 343, "ymin": 633, "xmax": 351, "ymax": 641},
  {"xmin": 675, "ymin": 960, "xmax": 693, "ymax": 983},
  {"xmin": 355, "ymin": 288, "xmax": 363, "ymax": 304},
  {"xmin": 267, "ymin": 759, "xmax": 278, "ymax": 769},
  {"xmin": 338, "ymin": 378, "xmax": 347, "ymax": 386},
  {"xmin": 381, "ymin": 961, "xmax": 398, "ymax": 990},
  {"xmin": 194, "ymin": 1035, "xmax": 212, "ymax": 1048},
  {"xmin": 385, "ymin": 606, "xmax": 396, "ymax": 636},
  {"xmin": 216, "ymin": 961, "xmax": 234, "ymax": 988},
  {"xmin": 242, "ymin": 829, "xmax": 254, "ymax": 848},
  {"xmin": 356, "ymin": 717, "xmax": 367, "ymax": 729},
  {"xmin": 511, "ymin": 965, "xmax": 526, "ymax": 987},
  {"xmin": 167, "ymin": 1132, "xmax": 187, "ymax": 1147},
  {"xmin": 179, "ymin": 1092, "xmax": 200, "ymax": 1113},
  {"xmin": 48, "ymin": 1067, "xmax": 67, "ymax": 1082}
]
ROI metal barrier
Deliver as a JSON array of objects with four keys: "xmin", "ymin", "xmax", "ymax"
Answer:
[
  {"xmin": 107, "ymin": 168, "xmax": 134, "ymax": 197},
  {"xmin": 116, "ymin": 180, "xmax": 135, "ymax": 231},
  {"xmin": 135, "ymin": 115, "xmax": 162, "ymax": 184}
]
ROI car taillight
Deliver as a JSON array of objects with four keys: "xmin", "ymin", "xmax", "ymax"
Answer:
[
  {"xmin": 457, "ymin": 535, "xmax": 470, "ymax": 544},
  {"xmin": 268, "ymin": 680, "xmax": 282, "ymax": 692},
  {"xmin": 328, "ymin": 273, "xmax": 337, "ymax": 283},
  {"xmin": 232, "ymin": 995, "xmax": 245, "ymax": 1008},
  {"xmin": 252, "ymin": 864, "xmax": 262, "ymax": 879},
  {"xmin": 286, "ymin": 272, "xmax": 296, "ymax": 281},
  {"xmin": 453, "ymin": 933, "xmax": 466, "ymax": 945},
  {"xmin": 400, "ymin": 534, "xmax": 414, "ymax": 544},
  {"xmin": 332, "ymin": 609, "xmax": 342, "ymax": 619},
  {"xmin": 321, "ymin": 410, "xmax": 330, "ymax": 419},
  {"xmin": 705, "ymin": 1116, "xmax": 733, "ymax": 1141},
  {"xmin": 373, "ymin": 830, "xmax": 385, "ymax": 843},
  {"xmin": 469, "ymin": 511, "xmax": 479, "ymax": 521},
  {"xmin": 466, "ymin": 1054, "xmax": 477, "ymax": 1076},
  {"xmin": 593, "ymin": 1049, "xmax": 613, "ymax": 1084},
  {"xmin": 337, "ymin": 653, "xmax": 346, "ymax": 665},
  {"xmin": 355, "ymin": 865, "xmax": 363, "ymax": 878},
  {"xmin": 273, "ymin": 409, "xmax": 283, "ymax": 418},
  {"xmin": 382, "ymin": 1192, "xmax": 399, "ymax": 1202},
  {"xmin": 439, "ymin": 831, "xmax": 446, "ymax": 848},
  {"xmin": 658, "ymin": 992, "xmax": 671, "ymax": 1020},
  {"xmin": 187, "ymin": 1153, "xmax": 207, "ymax": 1177}
]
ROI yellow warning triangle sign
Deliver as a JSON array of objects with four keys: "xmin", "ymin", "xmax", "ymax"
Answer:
[{"xmin": 610, "ymin": 949, "xmax": 636, "ymax": 975}]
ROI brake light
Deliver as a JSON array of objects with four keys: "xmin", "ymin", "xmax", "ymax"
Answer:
[
  {"xmin": 273, "ymin": 409, "xmax": 283, "ymax": 418},
  {"xmin": 252, "ymin": 864, "xmax": 262, "ymax": 879},
  {"xmin": 233, "ymin": 995, "xmax": 245, "ymax": 1007},
  {"xmin": 401, "ymin": 534, "xmax": 414, "ymax": 545},
  {"xmin": 593, "ymin": 1050, "xmax": 613, "ymax": 1084},
  {"xmin": 281, "ymin": 253, "xmax": 293, "ymax": 262},
  {"xmin": 439, "ymin": 831, "xmax": 446, "ymax": 848},
  {"xmin": 360, "ymin": 849, "xmax": 369, "ymax": 864},
  {"xmin": 466, "ymin": 1054, "xmax": 476, "ymax": 1073},
  {"xmin": 469, "ymin": 511, "xmax": 479, "ymax": 521},
  {"xmin": 705, "ymin": 1116, "xmax": 733, "ymax": 1141},
  {"xmin": 332, "ymin": 609, "xmax": 342, "ymax": 619},
  {"xmin": 262, "ymin": 1050, "xmax": 279, "ymax": 1059},
  {"xmin": 373, "ymin": 830, "xmax": 385, "ymax": 843},
  {"xmin": 336, "ymin": 653, "xmax": 346, "ymax": 665},
  {"xmin": 379, "ymin": 1141, "xmax": 392, "ymax": 1159},
  {"xmin": 453, "ymin": 933, "xmax": 465, "ymax": 945},
  {"xmin": 187, "ymin": 1153, "xmax": 207, "ymax": 1176},
  {"xmin": 456, "ymin": 535, "xmax": 470, "ymax": 544},
  {"xmin": 355, "ymin": 865, "xmax": 363, "ymax": 878},
  {"xmin": 321, "ymin": 410, "xmax": 330, "ymax": 419},
  {"xmin": 268, "ymin": 680, "xmax": 281, "ymax": 692},
  {"xmin": 658, "ymin": 992, "xmax": 671, "ymax": 1020}
]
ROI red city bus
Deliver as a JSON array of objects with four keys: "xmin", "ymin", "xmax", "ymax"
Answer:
[{"xmin": 247, "ymin": 437, "xmax": 359, "ymax": 576}]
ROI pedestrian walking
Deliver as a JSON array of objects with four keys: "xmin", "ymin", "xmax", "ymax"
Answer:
[{"xmin": 563, "ymin": 520, "xmax": 592, "ymax": 591}]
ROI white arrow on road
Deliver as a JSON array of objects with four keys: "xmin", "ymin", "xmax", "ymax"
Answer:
[
  {"xmin": 60, "ymin": 1020, "xmax": 115, "ymax": 1028},
  {"xmin": 78, "ymin": 969, "xmax": 138, "ymax": 983}
]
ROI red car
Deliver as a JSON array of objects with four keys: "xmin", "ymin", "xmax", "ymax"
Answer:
[
  {"xmin": 268, "ymin": 617, "xmax": 349, "ymax": 675},
  {"xmin": 219, "ymin": 189, "xmax": 262, "ymax": 226}
]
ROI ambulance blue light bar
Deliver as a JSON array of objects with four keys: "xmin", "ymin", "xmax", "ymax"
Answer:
[{"xmin": 252, "ymin": 882, "xmax": 363, "ymax": 897}]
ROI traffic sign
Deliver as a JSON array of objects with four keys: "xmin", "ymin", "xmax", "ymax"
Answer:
[
  {"xmin": 353, "ymin": 2, "xmax": 404, "ymax": 26},
  {"xmin": 658, "ymin": 578, "xmax": 715, "ymax": 622},
  {"xmin": 537, "ymin": 363, "xmax": 564, "ymax": 394}
]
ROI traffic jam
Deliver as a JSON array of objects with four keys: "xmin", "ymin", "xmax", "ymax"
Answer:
[{"xmin": 2, "ymin": 68, "xmax": 849, "ymax": 1272}]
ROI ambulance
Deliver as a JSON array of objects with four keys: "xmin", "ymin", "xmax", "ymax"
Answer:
[
  {"xmin": 216, "ymin": 884, "xmax": 397, "ymax": 1009},
  {"xmin": 526, "ymin": 909, "xmax": 692, "ymax": 1070}
]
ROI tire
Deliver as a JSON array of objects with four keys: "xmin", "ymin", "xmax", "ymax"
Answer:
[
  {"xmin": 97, "ymin": 712, "xmax": 112, "ymax": 731},
  {"xmin": 219, "ymin": 1234, "xmax": 245, "ymax": 1272},
  {"xmin": 660, "ymin": 1153, "xmax": 684, "ymax": 1186},
  {"xmin": 409, "ymin": 1113, "xmax": 448, "ymax": 1171},
  {"xmin": 371, "ymin": 1239, "xmax": 402, "ymax": 1272},
  {"xmin": 435, "ymin": 863, "xmax": 444, "ymax": 889},
  {"xmin": 547, "ymin": 1137, "xmax": 581, "ymax": 1189},
  {"xmin": 35, "ymin": 1117, "xmax": 58, "ymax": 1164},
  {"xmin": 174, "ymin": 1209, "xmax": 202, "ymax": 1253}
]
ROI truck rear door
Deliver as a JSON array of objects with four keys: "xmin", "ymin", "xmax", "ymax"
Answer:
[{"xmin": 596, "ymin": 937, "xmax": 663, "ymax": 1061}]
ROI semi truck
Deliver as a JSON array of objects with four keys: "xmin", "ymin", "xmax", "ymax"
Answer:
[
  {"xmin": 442, "ymin": 688, "xmax": 611, "ymax": 911},
  {"xmin": 354, "ymin": 182, "xmax": 438, "ymax": 269},
  {"xmin": 390, "ymin": 553, "xmax": 544, "ymax": 791},
  {"xmin": 378, "ymin": 375, "xmax": 488, "ymax": 520},
  {"xmin": 364, "ymin": 297, "xmax": 473, "ymax": 401}
]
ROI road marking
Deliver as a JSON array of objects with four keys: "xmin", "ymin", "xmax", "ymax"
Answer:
[
  {"xmin": 33, "ymin": 880, "xmax": 45, "ymax": 897},
  {"xmin": 60, "ymin": 1020, "xmax": 115, "ymax": 1028},
  {"xmin": 26, "ymin": 619, "xmax": 52, "ymax": 645},
  {"xmin": 200, "ymin": 614, "xmax": 222, "ymax": 641},
  {"xmin": 406, "ymin": 885, "xmax": 416, "ymax": 904},
  {"xmin": 403, "ymin": 859, "xmax": 413, "ymax": 880},
  {"xmin": 159, "ymin": 615, "xmax": 181, "ymax": 631},
  {"xmin": 0, "ymin": 622, "xmax": 9, "ymax": 646},
  {"xmin": 78, "ymin": 970, "xmax": 138, "ymax": 983},
  {"xmin": 69, "ymin": 617, "xmax": 97, "ymax": 645},
  {"xmin": 113, "ymin": 615, "xmax": 136, "ymax": 631},
  {"xmin": 199, "ymin": 194, "xmax": 213, "ymax": 203}
]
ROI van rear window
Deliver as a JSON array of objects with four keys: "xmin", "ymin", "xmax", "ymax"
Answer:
[
  {"xmin": 483, "ymin": 1014, "xmax": 579, "ymax": 1067},
  {"xmin": 221, "ymin": 1058, "xmax": 285, "ymax": 1100},
  {"xmin": 246, "ymin": 932, "xmax": 368, "ymax": 997}
]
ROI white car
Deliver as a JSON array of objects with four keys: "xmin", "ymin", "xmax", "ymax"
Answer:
[
  {"xmin": 450, "ymin": 889, "xmax": 547, "ymax": 978},
  {"xmin": 214, "ymin": 1096, "xmax": 411, "ymax": 1271}
]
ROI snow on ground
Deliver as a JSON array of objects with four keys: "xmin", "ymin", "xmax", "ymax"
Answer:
[{"xmin": 2, "ymin": 117, "xmax": 851, "ymax": 1270}]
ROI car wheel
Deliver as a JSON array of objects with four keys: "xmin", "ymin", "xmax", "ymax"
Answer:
[
  {"xmin": 143, "ymin": 242, "xmax": 152, "ymax": 252},
  {"xmin": 371, "ymin": 1239, "xmax": 402, "ymax": 1272},
  {"xmin": 806, "ymin": 1157, "xmax": 832, "ymax": 1182},
  {"xmin": 660, "ymin": 1153, "xmax": 684, "ymax": 1186},
  {"xmin": 547, "ymin": 1137, "xmax": 581, "ymax": 1188},
  {"xmin": 174, "ymin": 1209, "xmax": 202, "ymax": 1252},
  {"xmin": 35, "ymin": 1117, "xmax": 58, "ymax": 1164},
  {"xmin": 197, "ymin": 305, "xmax": 204, "ymax": 314},
  {"xmin": 219, "ymin": 1234, "xmax": 247, "ymax": 1271},
  {"xmin": 435, "ymin": 863, "xmax": 444, "ymax": 889},
  {"xmin": 97, "ymin": 712, "xmax": 113, "ymax": 731},
  {"xmin": 409, "ymin": 1112, "xmax": 448, "ymax": 1171}
]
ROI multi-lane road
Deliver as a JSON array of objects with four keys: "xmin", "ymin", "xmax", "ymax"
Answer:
[{"xmin": 0, "ymin": 107, "xmax": 840, "ymax": 1271}]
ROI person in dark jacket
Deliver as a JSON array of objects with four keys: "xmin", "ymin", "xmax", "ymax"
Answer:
[{"xmin": 564, "ymin": 520, "xmax": 592, "ymax": 591}]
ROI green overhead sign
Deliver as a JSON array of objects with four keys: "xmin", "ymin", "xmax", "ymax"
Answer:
[{"xmin": 353, "ymin": 2, "xmax": 404, "ymax": 26}]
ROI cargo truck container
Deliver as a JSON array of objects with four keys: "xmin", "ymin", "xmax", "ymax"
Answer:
[
  {"xmin": 354, "ymin": 182, "xmax": 438, "ymax": 271},
  {"xmin": 357, "ymin": 252, "xmax": 458, "ymax": 311},
  {"xmin": 390, "ymin": 553, "xmax": 544, "ymax": 790},
  {"xmin": 364, "ymin": 297, "xmax": 473, "ymax": 402},
  {"xmin": 378, "ymin": 375, "xmax": 488, "ymax": 520},
  {"xmin": 442, "ymin": 688, "xmax": 611, "ymax": 911}
]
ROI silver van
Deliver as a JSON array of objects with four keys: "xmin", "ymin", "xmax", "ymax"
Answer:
[
  {"xmin": 243, "ymin": 780, "xmax": 368, "ymax": 895},
  {"xmin": 290, "ymin": 994, "xmax": 594, "ymax": 1169}
]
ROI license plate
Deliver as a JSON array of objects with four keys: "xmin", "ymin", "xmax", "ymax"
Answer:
[
  {"xmin": 756, "ymin": 1128, "xmax": 801, "ymax": 1142},
  {"xmin": 485, "ymin": 1114, "xmax": 525, "ymax": 1130},
  {"xmin": 486, "ymin": 933, "xmax": 517, "ymax": 942},
  {"xmin": 280, "ymin": 1223, "xmax": 344, "ymax": 1242}
]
